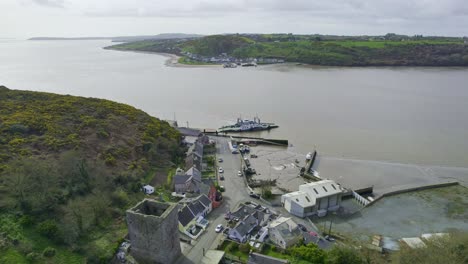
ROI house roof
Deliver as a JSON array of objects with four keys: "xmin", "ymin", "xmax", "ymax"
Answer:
[
  {"xmin": 269, "ymin": 217, "xmax": 302, "ymax": 242},
  {"xmin": 233, "ymin": 222, "xmax": 253, "ymax": 237},
  {"xmin": 298, "ymin": 180, "xmax": 342, "ymax": 199},
  {"xmin": 231, "ymin": 205, "xmax": 256, "ymax": 219},
  {"xmin": 194, "ymin": 142, "xmax": 204, "ymax": 158},
  {"xmin": 188, "ymin": 201, "xmax": 206, "ymax": 216},
  {"xmin": 186, "ymin": 167, "xmax": 202, "ymax": 182},
  {"xmin": 178, "ymin": 206, "xmax": 195, "ymax": 227},
  {"xmin": 282, "ymin": 191, "xmax": 315, "ymax": 207},
  {"xmin": 247, "ymin": 252, "xmax": 288, "ymax": 264},
  {"xmin": 174, "ymin": 174, "xmax": 192, "ymax": 185},
  {"xmin": 198, "ymin": 194, "xmax": 212, "ymax": 208}
]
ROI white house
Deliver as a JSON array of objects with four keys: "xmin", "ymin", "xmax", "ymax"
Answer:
[
  {"xmin": 268, "ymin": 217, "xmax": 303, "ymax": 249},
  {"xmin": 281, "ymin": 180, "xmax": 342, "ymax": 218},
  {"xmin": 142, "ymin": 185, "xmax": 155, "ymax": 195}
]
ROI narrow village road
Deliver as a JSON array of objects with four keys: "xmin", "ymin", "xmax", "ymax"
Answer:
[{"xmin": 177, "ymin": 136, "xmax": 253, "ymax": 264}]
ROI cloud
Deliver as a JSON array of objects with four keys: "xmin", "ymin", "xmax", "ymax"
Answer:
[{"xmin": 31, "ymin": 0, "xmax": 65, "ymax": 8}]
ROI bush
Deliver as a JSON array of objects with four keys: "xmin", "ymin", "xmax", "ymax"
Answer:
[
  {"xmin": 225, "ymin": 242, "xmax": 238, "ymax": 252},
  {"xmin": 110, "ymin": 189, "xmax": 129, "ymax": 208},
  {"xmin": 37, "ymin": 220, "xmax": 59, "ymax": 240},
  {"xmin": 18, "ymin": 215, "xmax": 34, "ymax": 227},
  {"xmin": 326, "ymin": 246, "xmax": 363, "ymax": 264},
  {"xmin": 42, "ymin": 247, "xmax": 56, "ymax": 257},
  {"xmin": 26, "ymin": 252, "xmax": 40, "ymax": 262},
  {"xmin": 239, "ymin": 243, "xmax": 251, "ymax": 253}
]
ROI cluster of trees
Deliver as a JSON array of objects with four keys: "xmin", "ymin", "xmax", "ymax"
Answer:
[
  {"xmin": 0, "ymin": 87, "xmax": 186, "ymax": 262},
  {"xmin": 284, "ymin": 232, "xmax": 468, "ymax": 264}
]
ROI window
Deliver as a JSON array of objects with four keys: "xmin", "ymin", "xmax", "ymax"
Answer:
[
  {"xmin": 305, "ymin": 196, "xmax": 311, "ymax": 202},
  {"xmin": 331, "ymin": 184, "xmax": 336, "ymax": 190},
  {"xmin": 323, "ymin": 186, "xmax": 328, "ymax": 192},
  {"xmin": 313, "ymin": 188, "xmax": 318, "ymax": 194}
]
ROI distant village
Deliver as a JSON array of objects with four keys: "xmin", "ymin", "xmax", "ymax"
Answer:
[{"xmin": 181, "ymin": 51, "xmax": 285, "ymax": 65}]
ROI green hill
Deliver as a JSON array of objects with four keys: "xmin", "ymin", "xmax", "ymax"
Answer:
[
  {"xmin": 180, "ymin": 35, "xmax": 253, "ymax": 56},
  {"xmin": 107, "ymin": 34, "xmax": 468, "ymax": 66},
  {"xmin": 0, "ymin": 86, "xmax": 185, "ymax": 263}
]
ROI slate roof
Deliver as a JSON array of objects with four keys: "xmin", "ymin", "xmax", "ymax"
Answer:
[
  {"xmin": 186, "ymin": 167, "xmax": 202, "ymax": 182},
  {"xmin": 178, "ymin": 206, "xmax": 195, "ymax": 227},
  {"xmin": 198, "ymin": 194, "xmax": 212, "ymax": 208},
  {"xmin": 174, "ymin": 174, "xmax": 192, "ymax": 185},
  {"xmin": 188, "ymin": 201, "xmax": 206, "ymax": 216},
  {"xmin": 247, "ymin": 252, "xmax": 288, "ymax": 264},
  {"xmin": 231, "ymin": 205, "xmax": 256, "ymax": 219},
  {"xmin": 193, "ymin": 142, "xmax": 204, "ymax": 158}
]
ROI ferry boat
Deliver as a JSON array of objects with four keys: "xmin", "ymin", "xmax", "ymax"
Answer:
[{"xmin": 218, "ymin": 117, "xmax": 278, "ymax": 132}]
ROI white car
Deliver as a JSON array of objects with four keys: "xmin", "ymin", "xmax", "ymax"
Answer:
[
  {"xmin": 215, "ymin": 224, "xmax": 224, "ymax": 233},
  {"xmin": 237, "ymin": 171, "xmax": 242, "ymax": 176},
  {"xmin": 218, "ymin": 167, "xmax": 224, "ymax": 173}
]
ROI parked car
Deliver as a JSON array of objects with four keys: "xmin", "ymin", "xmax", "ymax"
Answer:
[
  {"xmin": 218, "ymin": 167, "xmax": 224, "ymax": 173},
  {"xmin": 215, "ymin": 224, "xmax": 224, "ymax": 233},
  {"xmin": 297, "ymin": 224, "xmax": 307, "ymax": 232},
  {"xmin": 325, "ymin": 235, "xmax": 335, "ymax": 242},
  {"xmin": 220, "ymin": 175, "xmax": 224, "ymax": 180},
  {"xmin": 218, "ymin": 158, "xmax": 223, "ymax": 162},
  {"xmin": 219, "ymin": 186, "xmax": 225, "ymax": 192},
  {"xmin": 249, "ymin": 192, "xmax": 260, "ymax": 199},
  {"xmin": 237, "ymin": 171, "xmax": 242, "ymax": 176}
]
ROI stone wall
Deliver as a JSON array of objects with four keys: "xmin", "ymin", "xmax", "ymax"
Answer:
[{"xmin": 126, "ymin": 199, "xmax": 181, "ymax": 264}]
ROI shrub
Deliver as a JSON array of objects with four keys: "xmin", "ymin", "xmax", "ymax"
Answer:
[
  {"xmin": 42, "ymin": 247, "xmax": 56, "ymax": 257},
  {"xmin": 110, "ymin": 189, "xmax": 129, "ymax": 208},
  {"xmin": 104, "ymin": 154, "xmax": 116, "ymax": 166},
  {"xmin": 26, "ymin": 252, "xmax": 40, "ymax": 262},
  {"xmin": 239, "ymin": 243, "xmax": 251, "ymax": 253},
  {"xmin": 37, "ymin": 220, "xmax": 59, "ymax": 240},
  {"xmin": 19, "ymin": 215, "xmax": 34, "ymax": 227},
  {"xmin": 225, "ymin": 242, "xmax": 238, "ymax": 252}
]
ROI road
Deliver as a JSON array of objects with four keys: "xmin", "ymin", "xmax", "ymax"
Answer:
[{"xmin": 176, "ymin": 136, "xmax": 253, "ymax": 264}]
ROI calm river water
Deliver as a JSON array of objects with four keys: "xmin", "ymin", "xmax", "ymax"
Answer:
[{"xmin": 1, "ymin": 39, "xmax": 467, "ymax": 167}]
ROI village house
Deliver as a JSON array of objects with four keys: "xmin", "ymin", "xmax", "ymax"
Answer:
[
  {"xmin": 268, "ymin": 217, "xmax": 303, "ymax": 249},
  {"xmin": 281, "ymin": 180, "xmax": 343, "ymax": 218},
  {"xmin": 177, "ymin": 194, "xmax": 213, "ymax": 239},
  {"xmin": 173, "ymin": 167, "xmax": 202, "ymax": 194},
  {"xmin": 228, "ymin": 204, "xmax": 270, "ymax": 243}
]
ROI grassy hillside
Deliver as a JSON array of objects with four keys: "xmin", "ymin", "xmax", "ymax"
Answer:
[
  {"xmin": 0, "ymin": 86, "xmax": 185, "ymax": 263},
  {"xmin": 106, "ymin": 34, "xmax": 468, "ymax": 66}
]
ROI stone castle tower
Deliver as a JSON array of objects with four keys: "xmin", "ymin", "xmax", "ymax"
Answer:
[{"xmin": 126, "ymin": 199, "xmax": 181, "ymax": 264}]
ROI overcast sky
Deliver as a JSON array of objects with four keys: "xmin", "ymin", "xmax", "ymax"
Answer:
[{"xmin": 1, "ymin": 0, "xmax": 468, "ymax": 39}]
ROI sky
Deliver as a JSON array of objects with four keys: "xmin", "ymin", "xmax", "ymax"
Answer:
[{"xmin": 1, "ymin": 0, "xmax": 468, "ymax": 39}]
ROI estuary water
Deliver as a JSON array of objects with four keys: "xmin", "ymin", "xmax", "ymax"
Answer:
[{"xmin": 1, "ymin": 39, "xmax": 468, "ymax": 167}]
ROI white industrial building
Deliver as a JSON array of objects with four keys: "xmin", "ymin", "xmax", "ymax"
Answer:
[{"xmin": 281, "ymin": 180, "xmax": 343, "ymax": 218}]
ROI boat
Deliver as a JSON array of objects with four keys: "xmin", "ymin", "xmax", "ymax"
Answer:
[
  {"xmin": 218, "ymin": 116, "xmax": 278, "ymax": 133},
  {"xmin": 223, "ymin": 63, "xmax": 237, "ymax": 68},
  {"xmin": 241, "ymin": 62, "xmax": 257, "ymax": 67}
]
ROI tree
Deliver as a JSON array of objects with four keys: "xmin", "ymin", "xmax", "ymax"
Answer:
[
  {"xmin": 289, "ymin": 243, "xmax": 326, "ymax": 264},
  {"xmin": 326, "ymin": 246, "xmax": 363, "ymax": 264}
]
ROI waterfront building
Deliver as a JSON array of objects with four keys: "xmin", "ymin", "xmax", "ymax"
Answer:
[{"xmin": 281, "ymin": 180, "xmax": 343, "ymax": 218}]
